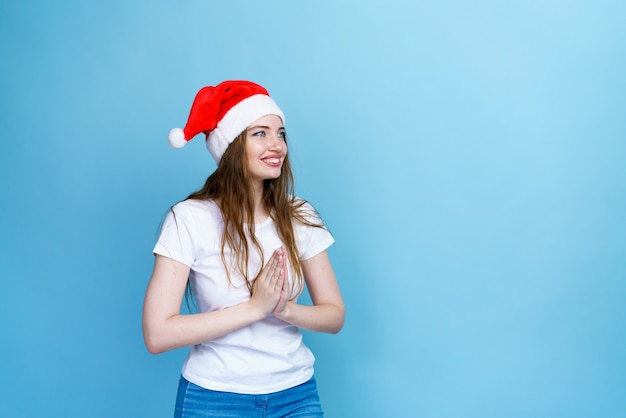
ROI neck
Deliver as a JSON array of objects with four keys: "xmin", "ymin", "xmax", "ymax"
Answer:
[{"xmin": 250, "ymin": 181, "xmax": 267, "ymax": 222}]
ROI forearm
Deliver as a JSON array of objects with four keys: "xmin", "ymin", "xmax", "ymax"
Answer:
[
  {"xmin": 275, "ymin": 301, "xmax": 345, "ymax": 334},
  {"xmin": 143, "ymin": 301, "xmax": 265, "ymax": 354},
  {"xmin": 143, "ymin": 251, "xmax": 288, "ymax": 354}
]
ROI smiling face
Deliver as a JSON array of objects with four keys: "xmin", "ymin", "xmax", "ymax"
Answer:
[{"xmin": 244, "ymin": 114, "xmax": 287, "ymax": 186}]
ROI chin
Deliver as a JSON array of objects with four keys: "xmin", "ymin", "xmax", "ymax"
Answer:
[{"xmin": 266, "ymin": 168, "xmax": 282, "ymax": 179}]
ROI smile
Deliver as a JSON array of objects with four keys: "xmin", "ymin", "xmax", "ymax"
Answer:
[{"xmin": 262, "ymin": 158, "xmax": 281, "ymax": 165}]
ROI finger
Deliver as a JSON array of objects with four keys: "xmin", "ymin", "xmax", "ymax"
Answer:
[
  {"xmin": 274, "ymin": 268, "xmax": 285, "ymax": 289},
  {"xmin": 267, "ymin": 249, "xmax": 284, "ymax": 279},
  {"xmin": 261, "ymin": 252, "xmax": 280, "ymax": 280}
]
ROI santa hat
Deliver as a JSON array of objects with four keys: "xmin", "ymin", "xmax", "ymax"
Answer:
[{"xmin": 168, "ymin": 80, "xmax": 285, "ymax": 163}]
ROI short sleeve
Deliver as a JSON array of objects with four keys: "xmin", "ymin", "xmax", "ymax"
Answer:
[
  {"xmin": 296, "ymin": 202, "xmax": 335, "ymax": 260},
  {"xmin": 153, "ymin": 204, "xmax": 196, "ymax": 267}
]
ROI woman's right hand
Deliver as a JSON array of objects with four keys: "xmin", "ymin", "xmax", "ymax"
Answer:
[{"xmin": 249, "ymin": 247, "xmax": 287, "ymax": 317}]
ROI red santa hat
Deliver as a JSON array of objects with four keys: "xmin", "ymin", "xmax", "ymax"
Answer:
[{"xmin": 168, "ymin": 80, "xmax": 285, "ymax": 163}]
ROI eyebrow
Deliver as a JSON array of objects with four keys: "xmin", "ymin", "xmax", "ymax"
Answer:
[{"xmin": 248, "ymin": 125, "xmax": 285, "ymax": 130}]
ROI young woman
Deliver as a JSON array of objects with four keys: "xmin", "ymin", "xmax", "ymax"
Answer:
[{"xmin": 142, "ymin": 80, "xmax": 345, "ymax": 417}]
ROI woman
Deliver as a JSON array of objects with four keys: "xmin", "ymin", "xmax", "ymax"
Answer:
[{"xmin": 142, "ymin": 80, "xmax": 345, "ymax": 417}]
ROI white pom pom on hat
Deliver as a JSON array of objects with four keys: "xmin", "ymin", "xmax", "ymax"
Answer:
[
  {"xmin": 168, "ymin": 128, "xmax": 187, "ymax": 149},
  {"xmin": 168, "ymin": 80, "xmax": 284, "ymax": 163}
]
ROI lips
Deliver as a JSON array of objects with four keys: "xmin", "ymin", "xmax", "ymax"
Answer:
[{"xmin": 261, "ymin": 156, "xmax": 282, "ymax": 166}]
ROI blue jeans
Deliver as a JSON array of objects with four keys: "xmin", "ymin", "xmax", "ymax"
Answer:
[{"xmin": 174, "ymin": 376, "xmax": 324, "ymax": 417}]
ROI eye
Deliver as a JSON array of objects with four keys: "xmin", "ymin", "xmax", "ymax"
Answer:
[
  {"xmin": 279, "ymin": 130, "xmax": 287, "ymax": 140},
  {"xmin": 252, "ymin": 130, "xmax": 266, "ymax": 137}
]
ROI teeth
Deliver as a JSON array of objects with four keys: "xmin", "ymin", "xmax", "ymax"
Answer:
[{"xmin": 264, "ymin": 158, "xmax": 280, "ymax": 163}]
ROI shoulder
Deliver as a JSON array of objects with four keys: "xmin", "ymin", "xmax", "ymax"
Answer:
[
  {"xmin": 292, "ymin": 197, "xmax": 335, "ymax": 257},
  {"xmin": 172, "ymin": 199, "xmax": 218, "ymax": 214},
  {"xmin": 292, "ymin": 197, "xmax": 317, "ymax": 214},
  {"xmin": 169, "ymin": 199, "xmax": 222, "ymax": 224},
  {"xmin": 292, "ymin": 197, "xmax": 326, "ymax": 227}
]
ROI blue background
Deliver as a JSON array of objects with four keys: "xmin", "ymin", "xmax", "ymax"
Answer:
[{"xmin": 1, "ymin": 1, "xmax": 625, "ymax": 417}]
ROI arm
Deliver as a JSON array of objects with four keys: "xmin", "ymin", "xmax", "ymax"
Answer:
[
  {"xmin": 273, "ymin": 250, "xmax": 345, "ymax": 334},
  {"xmin": 142, "ymin": 249, "xmax": 286, "ymax": 354}
]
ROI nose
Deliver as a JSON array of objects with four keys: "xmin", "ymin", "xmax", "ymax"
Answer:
[{"xmin": 269, "ymin": 134, "xmax": 285, "ymax": 152}]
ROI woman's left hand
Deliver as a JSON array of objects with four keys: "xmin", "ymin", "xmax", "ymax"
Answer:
[
  {"xmin": 272, "ymin": 251, "xmax": 344, "ymax": 333},
  {"xmin": 272, "ymin": 267, "xmax": 289, "ymax": 316}
]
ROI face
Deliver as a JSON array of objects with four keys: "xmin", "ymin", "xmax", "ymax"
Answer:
[{"xmin": 244, "ymin": 114, "xmax": 287, "ymax": 184}]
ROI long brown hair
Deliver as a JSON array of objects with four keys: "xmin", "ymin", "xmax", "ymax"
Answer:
[{"xmin": 185, "ymin": 129, "xmax": 323, "ymax": 296}]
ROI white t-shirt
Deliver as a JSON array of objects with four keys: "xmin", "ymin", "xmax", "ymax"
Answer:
[{"xmin": 153, "ymin": 199, "xmax": 334, "ymax": 394}]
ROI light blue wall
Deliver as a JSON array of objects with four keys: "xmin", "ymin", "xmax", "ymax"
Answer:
[{"xmin": 1, "ymin": 1, "xmax": 625, "ymax": 417}]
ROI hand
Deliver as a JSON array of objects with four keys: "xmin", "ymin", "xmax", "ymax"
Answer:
[
  {"xmin": 272, "ymin": 267, "xmax": 290, "ymax": 317},
  {"xmin": 249, "ymin": 247, "xmax": 286, "ymax": 317}
]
